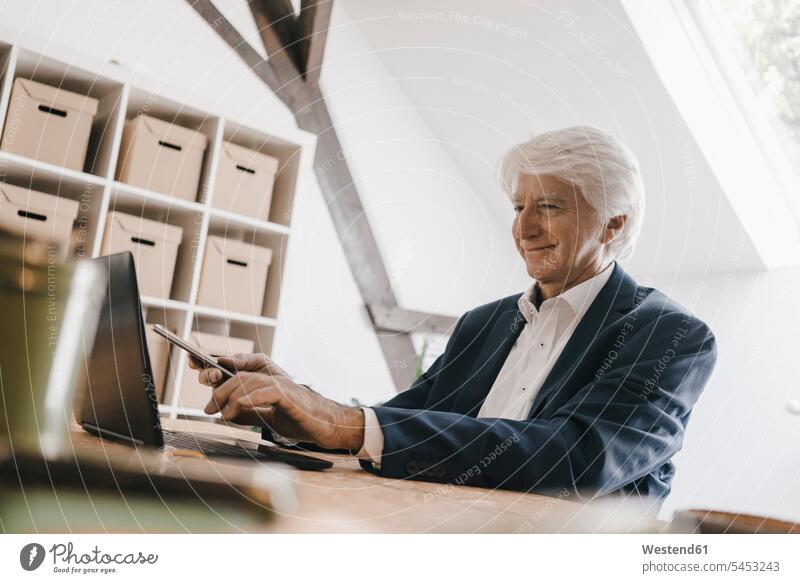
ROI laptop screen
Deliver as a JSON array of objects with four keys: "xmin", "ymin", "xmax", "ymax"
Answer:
[{"xmin": 79, "ymin": 252, "xmax": 164, "ymax": 447}]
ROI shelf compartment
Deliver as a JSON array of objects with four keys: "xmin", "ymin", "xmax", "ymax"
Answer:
[
  {"xmin": 142, "ymin": 305, "xmax": 188, "ymax": 404},
  {"xmin": 120, "ymin": 87, "xmax": 221, "ymax": 204},
  {"xmin": 186, "ymin": 313, "xmax": 277, "ymax": 367},
  {"xmin": 207, "ymin": 205, "xmax": 290, "ymax": 236},
  {"xmin": 106, "ymin": 186, "xmax": 205, "ymax": 304},
  {"xmin": 0, "ymin": 158, "xmax": 107, "ymax": 259},
  {"xmin": 7, "ymin": 47, "xmax": 126, "ymax": 178},
  {"xmin": 228, "ymin": 320, "xmax": 277, "ymax": 358},
  {"xmin": 110, "ymin": 180, "xmax": 205, "ymax": 214},
  {"xmin": 191, "ymin": 302, "xmax": 278, "ymax": 328},
  {"xmin": 169, "ymin": 319, "xmax": 257, "ymax": 411},
  {"xmin": 219, "ymin": 121, "xmax": 301, "ymax": 228},
  {"xmin": 0, "ymin": 150, "xmax": 106, "ymax": 188},
  {"xmin": 203, "ymin": 222, "xmax": 289, "ymax": 321},
  {"xmin": 141, "ymin": 295, "xmax": 192, "ymax": 313},
  {"xmin": 0, "ymin": 43, "xmax": 17, "ymax": 138}
]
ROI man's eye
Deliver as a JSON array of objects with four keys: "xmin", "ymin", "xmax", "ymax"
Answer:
[
  {"xmin": 539, "ymin": 204, "xmax": 558, "ymax": 210},
  {"xmin": 513, "ymin": 205, "xmax": 524, "ymax": 213}
]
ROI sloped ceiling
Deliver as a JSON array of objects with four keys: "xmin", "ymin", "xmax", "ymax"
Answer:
[{"xmin": 337, "ymin": 0, "xmax": 764, "ymax": 276}]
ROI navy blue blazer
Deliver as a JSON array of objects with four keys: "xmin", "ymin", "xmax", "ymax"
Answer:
[{"xmin": 359, "ymin": 263, "xmax": 717, "ymax": 505}]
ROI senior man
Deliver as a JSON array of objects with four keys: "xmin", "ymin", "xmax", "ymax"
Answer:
[{"xmin": 192, "ymin": 126, "xmax": 717, "ymax": 506}]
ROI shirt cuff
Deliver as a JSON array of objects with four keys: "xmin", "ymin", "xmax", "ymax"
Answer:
[{"xmin": 355, "ymin": 407, "xmax": 384, "ymax": 468}]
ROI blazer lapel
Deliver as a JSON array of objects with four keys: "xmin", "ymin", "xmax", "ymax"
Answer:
[
  {"xmin": 527, "ymin": 263, "xmax": 639, "ymax": 418},
  {"xmin": 452, "ymin": 304, "xmax": 526, "ymax": 416}
]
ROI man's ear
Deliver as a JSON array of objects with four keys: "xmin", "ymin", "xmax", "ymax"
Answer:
[{"xmin": 602, "ymin": 215, "xmax": 627, "ymax": 244}]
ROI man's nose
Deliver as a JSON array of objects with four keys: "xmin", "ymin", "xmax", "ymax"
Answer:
[{"xmin": 516, "ymin": 206, "xmax": 545, "ymax": 239}]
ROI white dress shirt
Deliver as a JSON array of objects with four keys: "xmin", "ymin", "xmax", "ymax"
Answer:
[{"xmin": 356, "ymin": 262, "xmax": 616, "ymax": 467}]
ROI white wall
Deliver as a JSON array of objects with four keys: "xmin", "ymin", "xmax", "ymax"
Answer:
[
  {"xmin": 640, "ymin": 267, "xmax": 800, "ymax": 522},
  {"xmin": 320, "ymin": 2, "xmax": 527, "ymax": 318}
]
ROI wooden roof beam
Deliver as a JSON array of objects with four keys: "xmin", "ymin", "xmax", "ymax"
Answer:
[
  {"xmin": 248, "ymin": 0, "xmax": 304, "ymax": 88},
  {"xmin": 297, "ymin": 0, "xmax": 332, "ymax": 86}
]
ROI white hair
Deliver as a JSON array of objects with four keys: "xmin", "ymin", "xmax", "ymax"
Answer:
[{"xmin": 499, "ymin": 126, "xmax": 645, "ymax": 260}]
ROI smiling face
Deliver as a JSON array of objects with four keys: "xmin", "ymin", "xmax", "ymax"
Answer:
[{"xmin": 512, "ymin": 173, "xmax": 619, "ymax": 299}]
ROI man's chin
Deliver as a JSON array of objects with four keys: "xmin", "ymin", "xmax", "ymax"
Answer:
[{"xmin": 526, "ymin": 263, "xmax": 560, "ymax": 281}]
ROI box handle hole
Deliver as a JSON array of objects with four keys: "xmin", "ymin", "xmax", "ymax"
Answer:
[
  {"xmin": 235, "ymin": 164, "xmax": 256, "ymax": 175},
  {"xmin": 131, "ymin": 237, "xmax": 156, "ymax": 247},
  {"xmin": 158, "ymin": 140, "xmax": 182, "ymax": 152},
  {"xmin": 226, "ymin": 259, "xmax": 248, "ymax": 268},
  {"xmin": 17, "ymin": 210, "xmax": 48, "ymax": 222},
  {"xmin": 38, "ymin": 105, "xmax": 67, "ymax": 118}
]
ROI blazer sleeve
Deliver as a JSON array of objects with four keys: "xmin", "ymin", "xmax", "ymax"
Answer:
[
  {"xmin": 262, "ymin": 314, "xmax": 470, "ymax": 449},
  {"xmin": 360, "ymin": 311, "xmax": 717, "ymax": 496}
]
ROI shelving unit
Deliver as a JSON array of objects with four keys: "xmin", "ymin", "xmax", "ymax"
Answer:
[{"xmin": 0, "ymin": 38, "xmax": 316, "ymax": 419}]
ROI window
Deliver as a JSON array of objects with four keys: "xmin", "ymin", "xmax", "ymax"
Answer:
[
  {"xmin": 687, "ymin": 0, "xmax": 800, "ymax": 194},
  {"xmin": 623, "ymin": 0, "xmax": 800, "ymax": 266}
]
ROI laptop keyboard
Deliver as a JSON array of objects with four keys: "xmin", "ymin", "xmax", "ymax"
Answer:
[{"xmin": 161, "ymin": 428, "xmax": 328, "ymax": 468}]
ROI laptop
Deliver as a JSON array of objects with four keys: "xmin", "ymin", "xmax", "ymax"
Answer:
[{"xmin": 79, "ymin": 251, "xmax": 332, "ymax": 471}]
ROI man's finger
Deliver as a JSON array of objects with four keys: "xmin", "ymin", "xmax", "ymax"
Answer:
[
  {"xmin": 198, "ymin": 367, "xmax": 224, "ymax": 387},
  {"xmin": 187, "ymin": 354, "xmax": 204, "ymax": 370},
  {"xmin": 204, "ymin": 372, "xmax": 260, "ymax": 414},
  {"xmin": 216, "ymin": 353, "xmax": 265, "ymax": 373},
  {"xmin": 238, "ymin": 385, "xmax": 283, "ymax": 409},
  {"xmin": 216, "ymin": 377, "xmax": 260, "ymax": 419},
  {"xmin": 204, "ymin": 377, "xmax": 238, "ymax": 414},
  {"xmin": 216, "ymin": 354, "xmax": 247, "ymax": 372},
  {"xmin": 220, "ymin": 398, "xmax": 240, "ymax": 421},
  {"xmin": 251, "ymin": 406, "xmax": 275, "ymax": 427}
]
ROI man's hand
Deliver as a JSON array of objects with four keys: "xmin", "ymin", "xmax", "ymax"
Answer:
[{"xmin": 188, "ymin": 352, "xmax": 365, "ymax": 451}]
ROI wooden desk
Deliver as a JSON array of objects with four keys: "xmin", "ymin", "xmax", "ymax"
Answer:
[{"xmin": 5, "ymin": 418, "xmax": 671, "ymax": 534}]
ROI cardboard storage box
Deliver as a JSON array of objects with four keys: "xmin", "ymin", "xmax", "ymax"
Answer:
[
  {"xmin": 145, "ymin": 325, "xmax": 172, "ymax": 402},
  {"xmin": 197, "ymin": 236, "xmax": 272, "ymax": 315},
  {"xmin": 1, "ymin": 78, "xmax": 98, "ymax": 171},
  {"xmin": 100, "ymin": 211, "xmax": 183, "ymax": 299},
  {"xmin": 116, "ymin": 114, "xmax": 208, "ymax": 201},
  {"xmin": 0, "ymin": 182, "xmax": 79, "ymax": 259},
  {"xmin": 213, "ymin": 141, "xmax": 279, "ymax": 222},
  {"xmin": 178, "ymin": 331, "xmax": 254, "ymax": 410}
]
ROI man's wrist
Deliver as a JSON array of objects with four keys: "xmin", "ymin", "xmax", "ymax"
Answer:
[
  {"xmin": 357, "ymin": 407, "xmax": 384, "ymax": 468},
  {"xmin": 340, "ymin": 406, "xmax": 365, "ymax": 452}
]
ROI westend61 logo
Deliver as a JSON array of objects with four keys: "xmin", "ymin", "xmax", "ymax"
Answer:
[{"xmin": 19, "ymin": 542, "xmax": 158, "ymax": 574}]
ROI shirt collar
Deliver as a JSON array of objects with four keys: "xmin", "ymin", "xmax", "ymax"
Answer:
[{"xmin": 518, "ymin": 261, "xmax": 616, "ymax": 324}]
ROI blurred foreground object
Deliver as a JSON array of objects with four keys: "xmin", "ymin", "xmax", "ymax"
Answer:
[
  {"xmin": 510, "ymin": 495, "xmax": 670, "ymax": 534},
  {"xmin": 785, "ymin": 400, "xmax": 800, "ymax": 415},
  {"xmin": 672, "ymin": 509, "xmax": 800, "ymax": 534},
  {"xmin": 0, "ymin": 234, "xmax": 105, "ymax": 458},
  {"xmin": 0, "ymin": 440, "xmax": 294, "ymax": 532}
]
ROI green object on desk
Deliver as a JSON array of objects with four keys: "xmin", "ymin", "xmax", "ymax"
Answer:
[
  {"xmin": 0, "ymin": 444, "xmax": 279, "ymax": 533},
  {"xmin": 0, "ymin": 236, "xmax": 106, "ymax": 459},
  {"xmin": 0, "ymin": 487, "xmax": 268, "ymax": 533}
]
